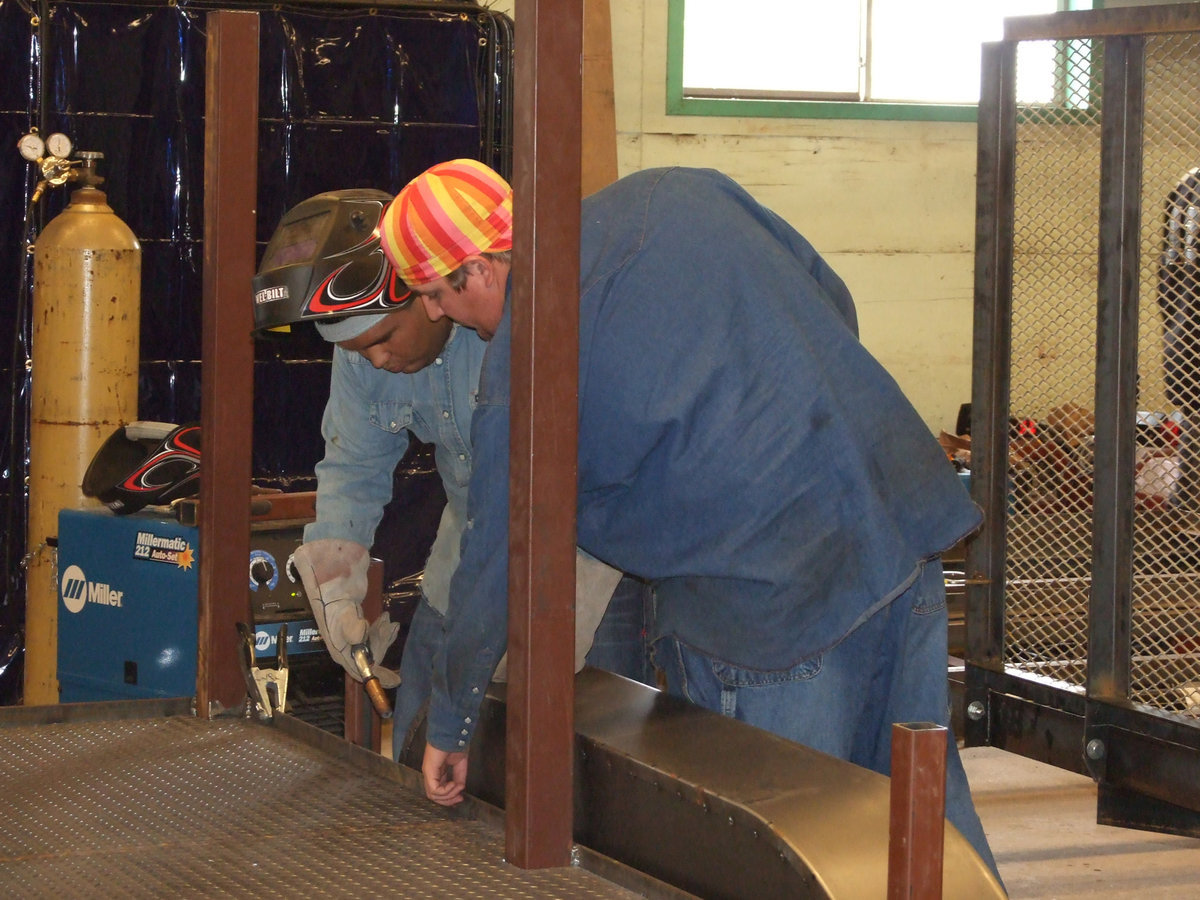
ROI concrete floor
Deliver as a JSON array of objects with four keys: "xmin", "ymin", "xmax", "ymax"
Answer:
[{"xmin": 963, "ymin": 746, "xmax": 1200, "ymax": 899}]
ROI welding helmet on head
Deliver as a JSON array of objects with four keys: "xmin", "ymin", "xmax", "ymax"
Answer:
[
  {"xmin": 252, "ymin": 189, "xmax": 413, "ymax": 339},
  {"xmin": 82, "ymin": 421, "xmax": 202, "ymax": 515}
]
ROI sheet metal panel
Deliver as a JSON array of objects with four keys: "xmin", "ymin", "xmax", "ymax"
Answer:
[{"xmin": 404, "ymin": 669, "xmax": 1006, "ymax": 900}]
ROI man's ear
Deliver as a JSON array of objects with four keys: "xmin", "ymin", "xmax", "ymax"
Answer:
[{"xmin": 462, "ymin": 255, "xmax": 491, "ymax": 284}]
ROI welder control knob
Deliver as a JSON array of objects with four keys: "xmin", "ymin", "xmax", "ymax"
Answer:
[
  {"xmin": 250, "ymin": 557, "xmax": 274, "ymax": 586},
  {"xmin": 249, "ymin": 550, "xmax": 282, "ymax": 592}
]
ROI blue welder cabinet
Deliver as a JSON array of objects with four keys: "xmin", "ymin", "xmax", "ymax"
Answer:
[
  {"xmin": 57, "ymin": 508, "xmax": 323, "ymax": 704},
  {"xmin": 58, "ymin": 509, "xmax": 200, "ymax": 702}
]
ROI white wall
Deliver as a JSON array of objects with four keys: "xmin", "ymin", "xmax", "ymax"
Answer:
[{"xmin": 491, "ymin": 0, "xmax": 980, "ymax": 432}]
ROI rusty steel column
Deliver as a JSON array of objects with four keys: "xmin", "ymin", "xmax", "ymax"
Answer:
[
  {"xmin": 888, "ymin": 722, "xmax": 948, "ymax": 899},
  {"xmin": 344, "ymin": 560, "xmax": 384, "ymax": 752},
  {"xmin": 197, "ymin": 10, "xmax": 259, "ymax": 718},
  {"xmin": 507, "ymin": 0, "xmax": 584, "ymax": 870}
]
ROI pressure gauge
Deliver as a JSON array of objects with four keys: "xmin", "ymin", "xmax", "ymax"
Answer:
[
  {"xmin": 46, "ymin": 132, "xmax": 72, "ymax": 159},
  {"xmin": 17, "ymin": 132, "xmax": 44, "ymax": 162}
]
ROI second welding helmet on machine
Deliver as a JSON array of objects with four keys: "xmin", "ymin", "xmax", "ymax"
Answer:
[
  {"xmin": 251, "ymin": 188, "xmax": 413, "ymax": 335},
  {"xmin": 82, "ymin": 421, "xmax": 202, "ymax": 515}
]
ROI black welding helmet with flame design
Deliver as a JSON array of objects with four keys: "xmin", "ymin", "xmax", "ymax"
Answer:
[
  {"xmin": 252, "ymin": 188, "xmax": 413, "ymax": 338},
  {"xmin": 82, "ymin": 422, "xmax": 202, "ymax": 515}
]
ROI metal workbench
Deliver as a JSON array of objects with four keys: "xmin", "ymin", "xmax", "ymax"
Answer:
[
  {"xmin": 1, "ymin": 672, "xmax": 1006, "ymax": 898},
  {"xmin": 0, "ymin": 699, "xmax": 669, "ymax": 899}
]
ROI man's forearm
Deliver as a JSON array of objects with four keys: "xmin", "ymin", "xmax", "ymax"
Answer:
[
  {"xmin": 425, "ymin": 540, "xmax": 509, "ymax": 750},
  {"xmin": 426, "ymin": 400, "xmax": 511, "ymax": 750}
]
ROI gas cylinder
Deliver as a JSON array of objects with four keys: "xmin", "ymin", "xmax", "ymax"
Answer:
[{"xmin": 24, "ymin": 153, "xmax": 141, "ymax": 705}]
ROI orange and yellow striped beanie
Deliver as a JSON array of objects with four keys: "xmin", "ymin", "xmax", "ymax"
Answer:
[{"xmin": 380, "ymin": 159, "xmax": 514, "ymax": 286}]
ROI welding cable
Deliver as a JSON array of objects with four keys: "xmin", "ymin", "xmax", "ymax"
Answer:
[
  {"xmin": 0, "ymin": 0, "xmax": 50, "ymax": 624},
  {"xmin": 1, "ymin": 202, "xmax": 38, "ymax": 609}
]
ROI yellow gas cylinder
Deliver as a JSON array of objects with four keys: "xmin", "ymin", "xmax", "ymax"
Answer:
[{"xmin": 24, "ymin": 155, "xmax": 141, "ymax": 705}]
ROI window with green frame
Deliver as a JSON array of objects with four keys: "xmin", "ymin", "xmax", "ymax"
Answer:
[{"xmin": 668, "ymin": 0, "xmax": 1098, "ymax": 122}]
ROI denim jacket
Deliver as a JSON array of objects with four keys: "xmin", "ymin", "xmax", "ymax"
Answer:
[
  {"xmin": 303, "ymin": 323, "xmax": 487, "ymax": 614},
  {"xmin": 426, "ymin": 167, "xmax": 982, "ymax": 751}
]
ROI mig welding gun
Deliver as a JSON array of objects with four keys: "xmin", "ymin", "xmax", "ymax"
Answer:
[{"xmin": 288, "ymin": 539, "xmax": 399, "ymax": 718}]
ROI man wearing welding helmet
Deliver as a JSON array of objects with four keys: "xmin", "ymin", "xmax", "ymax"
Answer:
[
  {"xmin": 378, "ymin": 161, "xmax": 1000, "ymax": 877},
  {"xmin": 252, "ymin": 189, "xmax": 653, "ymax": 759}
]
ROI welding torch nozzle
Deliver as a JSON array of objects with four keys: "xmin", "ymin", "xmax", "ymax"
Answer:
[{"xmin": 350, "ymin": 643, "xmax": 393, "ymax": 720}]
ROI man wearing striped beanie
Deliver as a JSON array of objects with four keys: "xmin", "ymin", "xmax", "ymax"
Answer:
[
  {"xmin": 381, "ymin": 160, "xmax": 1000, "ymax": 881},
  {"xmin": 258, "ymin": 177, "xmax": 650, "ymax": 762},
  {"xmin": 379, "ymin": 158, "xmax": 513, "ymax": 341}
]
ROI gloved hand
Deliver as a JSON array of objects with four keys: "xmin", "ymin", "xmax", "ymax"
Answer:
[
  {"xmin": 289, "ymin": 539, "xmax": 401, "ymax": 689},
  {"xmin": 367, "ymin": 612, "xmax": 401, "ymax": 683}
]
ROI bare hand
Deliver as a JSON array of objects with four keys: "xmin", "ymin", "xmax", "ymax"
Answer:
[{"xmin": 423, "ymin": 743, "xmax": 468, "ymax": 806}]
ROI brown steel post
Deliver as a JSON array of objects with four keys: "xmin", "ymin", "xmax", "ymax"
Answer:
[
  {"xmin": 888, "ymin": 722, "xmax": 948, "ymax": 899},
  {"xmin": 507, "ymin": 0, "xmax": 584, "ymax": 869},
  {"xmin": 197, "ymin": 10, "xmax": 259, "ymax": 719},
  {"xmin": 344, "ymin": 559, "xmax": 384, "ymax": 752}
]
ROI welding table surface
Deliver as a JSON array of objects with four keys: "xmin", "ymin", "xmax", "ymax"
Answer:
[{"xmin": 0, "ymin": 713, "xmax": 645, "ymax": 899}]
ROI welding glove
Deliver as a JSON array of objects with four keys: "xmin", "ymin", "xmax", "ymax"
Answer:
[
  {"xmin": 492, "ymin": 550, "xmax": 623, "ymax": 682},
  {"xmin": 289, "ymin": 539, "xmax": 401, "ymax": 689}
]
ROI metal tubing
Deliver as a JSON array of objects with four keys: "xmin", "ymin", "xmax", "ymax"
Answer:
[
  {"xmin": 197, "ymin": 10, "xmax": 259, "ymax": 718},
  {"xmin": 1089, "ymin": 35, "xmax": 1144, "ymax": 705},
  {"xmin": 344, "ymin": 560, "xmax": 384, "ymax": 753},
  {"xmin": 1005, "ymin": 4, "xmax": 1200, "ymax": 42},
  {"xmin": 887, "ymin": 723, "xmax": 947, "ymax": 900},
  {"xmin": 977, "ymin": 667, "xmax": 1090, "ymax": 776},
  {"xmin": 965, "ymin": 39, "xmax": 1019, "ymax": 745},
  {"xmin": 507, "ymin": 0, "xmax": 584, "ymax": 869}
]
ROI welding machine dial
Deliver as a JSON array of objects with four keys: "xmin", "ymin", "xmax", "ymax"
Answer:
[{"xmin": 248, "ymin": 549, "xmax": 280, "ymax": 591}]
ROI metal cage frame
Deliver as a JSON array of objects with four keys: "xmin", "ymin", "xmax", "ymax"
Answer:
[{"xmin": 966, "ymin": 3, "xmax": 1200, "ymax": 835}]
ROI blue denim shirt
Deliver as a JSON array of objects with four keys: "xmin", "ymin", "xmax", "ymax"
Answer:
[
  {"xmin": 427, "ymin": 167, "xmax": 982, "ymax": 751},
  {"xmin": 303, "ymin": 323, "xmax": 487, "ymax": 613}
]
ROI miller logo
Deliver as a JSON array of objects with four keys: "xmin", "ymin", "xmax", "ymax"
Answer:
[
  {"xmin": 60, "ymin": 564, "xmax": 124, "ymax": 614},
  {"xmin": 255, "ymin": 630, "xmax": 273, "ymax": 652}
]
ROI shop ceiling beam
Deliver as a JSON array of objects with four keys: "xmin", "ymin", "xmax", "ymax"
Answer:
[
  {"xmin": 1005, "ymin": 3, "xmax": 1200, "ymax": 41},
  {"xmin": 507, "ymin": 0, "xmax": 583, "ymax": 869},
  {"xmin": 197, "ymin": 9, "xmax": 259, "ymax": 719}
]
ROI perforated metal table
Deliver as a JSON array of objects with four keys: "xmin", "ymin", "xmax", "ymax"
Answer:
[{"xmin": 0, "ymin": 703, "xmax": 659, "ymax": 898}]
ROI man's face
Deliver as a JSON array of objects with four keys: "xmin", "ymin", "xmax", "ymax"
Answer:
[
  {"xmin": 414, "ymin": 257, "xmax": 507, "ymax": 341},
  {"xmin": 337, "ymin": 302, "xmax": 453, "ymax": 373}
]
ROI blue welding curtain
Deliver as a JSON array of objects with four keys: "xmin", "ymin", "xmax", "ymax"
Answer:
[{"xmin": 0, "ymin": 0, "xmax": 513, "ymax": 694}]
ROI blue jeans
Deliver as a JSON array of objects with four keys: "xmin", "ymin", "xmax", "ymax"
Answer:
[
  {"xmin": 392, "ymin": 596, "xmax": 443, "ymax": 762},
  {"xmin": 392, "ymin": 575, "xmax": 657, "ymax": 761},
  {"xmin": 583, "ymin": 575, "xmax": 656, "ymax": 687},
  {"xmin": 651, "ymin": 560, "xmax": 1000, "ymax": 881}
]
